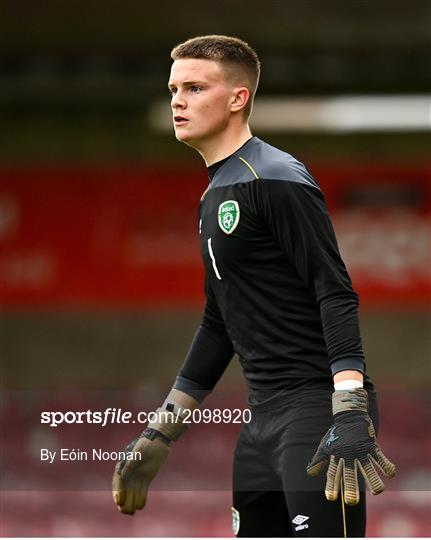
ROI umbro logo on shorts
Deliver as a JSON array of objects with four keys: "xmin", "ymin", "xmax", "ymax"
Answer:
[
  {"xmin": 292, "ymin": 514, "xmax": 309, "ymax": 531},
  {"xmin": 231, "ymin": 507, "xmax": 240, "ymax": 535}
]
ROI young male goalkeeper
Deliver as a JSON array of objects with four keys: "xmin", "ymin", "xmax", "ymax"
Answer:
[{"xmin": 112, "ymin": 35, "xmax": 395, "ymax": 537}]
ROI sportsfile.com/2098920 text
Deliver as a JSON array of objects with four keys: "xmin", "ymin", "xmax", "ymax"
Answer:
[{"xmin": 40, "ymin": 407, "xmax": 252, "ymax": 427}]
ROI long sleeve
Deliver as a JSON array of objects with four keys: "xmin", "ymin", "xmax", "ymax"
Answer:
[
  {"xmin": 173, "ymin": 277, "xmax": 234, "ymax": 401},
  {"xmin": 258, "ymin": 179, "xmax": 364, "ymax": 375}
]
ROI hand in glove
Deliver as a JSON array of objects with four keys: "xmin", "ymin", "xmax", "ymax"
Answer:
[
  {"xmin": 307, "ymin": 388, "xmax": 396, "ymax": 505},
  {"xmin": 113, "ymin": 404, "xmax": 188, "ymax": 515}
]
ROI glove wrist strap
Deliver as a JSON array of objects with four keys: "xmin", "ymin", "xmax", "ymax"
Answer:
[
  {"xmin": 147, "ymin": 403, "xmax": 188, "ymax": 441},
  {"xmin": 142, "ymin": 427, "xmax": 172, "ymax": 445},
  {"xmin": 332, "ymin": 388, "xmax": 368, "ymax": 415}
]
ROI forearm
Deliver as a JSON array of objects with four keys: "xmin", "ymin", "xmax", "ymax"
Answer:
[
  {"xmin": 320, "ymin": 292, "xmax": 365, "ymax": 376},
  {"xmin": 173, "ymin": 322, "xmax": 234, "ymax": 401},
  {"xmin": 333, "ymin": 369, "xmax": 364, "ymax": 386}
]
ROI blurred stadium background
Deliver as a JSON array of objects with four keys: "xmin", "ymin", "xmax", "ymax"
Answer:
[{"xmin": 0, "ymin": 0, "xmax": 430, "ymax": 536}]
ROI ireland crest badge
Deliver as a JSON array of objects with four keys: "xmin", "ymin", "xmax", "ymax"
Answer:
[{"xmin": 218, "ymin": 200, "xmax": 240, "ymax": 234}]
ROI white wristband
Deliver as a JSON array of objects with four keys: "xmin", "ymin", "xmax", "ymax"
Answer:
[{"xmin": 334, "ymin": 379, "xmax": 364, "ymax": 391}]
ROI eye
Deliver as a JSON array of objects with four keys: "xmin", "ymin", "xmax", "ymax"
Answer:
[
  {"xmin": 169, "ymin": 87, "xmax": 177, "ymax": 96},
  {"xmin": 190, "ymin": 85, "xmax": 202, "ymax": 93}
]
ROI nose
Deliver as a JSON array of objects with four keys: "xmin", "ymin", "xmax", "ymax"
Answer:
[{"xmin": 171, "ymin": 89, "xmax": 186, "ymax": 110}]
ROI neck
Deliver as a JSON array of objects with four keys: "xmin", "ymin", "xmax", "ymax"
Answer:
[{"xmin": 194, "ymin": 123, "xmax": 253, "ymax": 166}]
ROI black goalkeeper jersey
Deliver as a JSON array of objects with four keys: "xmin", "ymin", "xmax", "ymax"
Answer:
[{"xmin": 174, "ymin": 136, "xmax": 368, "ymax": 401}]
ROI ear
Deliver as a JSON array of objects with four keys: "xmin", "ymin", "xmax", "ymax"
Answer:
[{"xmin": 230, "ymin": 87, "xmax": 250, "ymax": 113}]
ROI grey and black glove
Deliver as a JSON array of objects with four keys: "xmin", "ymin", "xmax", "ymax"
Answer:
[
  {"xmin": 112, "ymin": 404, "xmax": 188, "ymax": 515},
  {"xmin": 307, "ymin": 388, "xmax": 396, "ymax": 505}
]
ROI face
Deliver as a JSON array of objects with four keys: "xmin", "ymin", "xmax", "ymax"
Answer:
[{"xmin": 168, "ymin": 58, "xmax": 239, "ymax": 147}]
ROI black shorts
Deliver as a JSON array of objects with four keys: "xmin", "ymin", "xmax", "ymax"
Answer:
[{"xmin": 232, "ymin": 381, "xmax": 379, "ymax": 537}]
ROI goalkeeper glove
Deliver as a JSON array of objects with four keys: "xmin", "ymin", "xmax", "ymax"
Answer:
[
  {"xmin": 112, "ymin": 403, "xmax": 188, "ymax": 515},
  {"xmin": 307, "ymin": 388, "xmax": 396, "ymax": 505}
]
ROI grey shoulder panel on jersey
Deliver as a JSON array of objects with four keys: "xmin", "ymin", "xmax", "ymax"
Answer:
[{"xmin": 210, "ymin": 137, "xmax": 320, "ymax": 190}]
